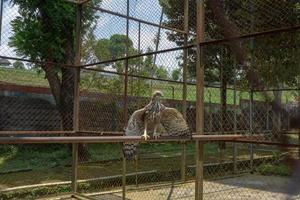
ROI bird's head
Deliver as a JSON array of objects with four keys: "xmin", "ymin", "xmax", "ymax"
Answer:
[{"xmin": 151, "ymin": 90, "xmax": 163, "ymax": 102}]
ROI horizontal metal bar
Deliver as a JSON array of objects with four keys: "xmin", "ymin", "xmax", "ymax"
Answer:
[
  {"xmin": 0, "ymin": 55, "xmax": 76, "ymax": 68},
  {"xmin": 0, "ymin": 135, "xmax": 246, "ymax": 144},
  {"xmin": 81, "ymin": 24, "xmax": 300, "ymax": 68},
  {"xmin": 0, "ymin": 131, "xmax": 124, "ymax": 136},
  {"xmin": 87, "ymin": 5, "xmax": 189, "ymax": 35},
  {"xmin": 233, "ymin": 139, "xmax": 300, "ymax": 147},
  {"xmin": 0, "ymin": 131, "xmax": 75, "ymax": 135},
  {"xmin": 83, "ymin": 67, "xmax": 231, "ymax": 88},
  {"xmin": 0, "ymin": 134, "xmax": 297, "ymax": 147},
  {"xmin": 253, "ymin": 88, "xmax": 300, "ymax": 92}
]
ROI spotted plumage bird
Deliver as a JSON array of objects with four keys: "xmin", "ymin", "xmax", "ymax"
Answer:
[{"xmin": 123, "ymin": 91, "xmax": 192, "ymax": 159}]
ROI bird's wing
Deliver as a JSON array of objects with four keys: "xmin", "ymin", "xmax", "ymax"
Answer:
[
  {"xmin": 125, "ymin": 108, "xmax": 145, "ymax": 136},
  {"xmin": 123, "ymin": 108, "xmax": 145, "ymax": 160},
  {"xmin": 160, "ymin": 107, "xmax": 191, "ymax": 137}
]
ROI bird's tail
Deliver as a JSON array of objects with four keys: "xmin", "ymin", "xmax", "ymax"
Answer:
[{"xmin": 122, "ymin": 142, "xmax": 138, "ymax": 160}]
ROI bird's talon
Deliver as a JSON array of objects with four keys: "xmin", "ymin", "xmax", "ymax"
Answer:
[
  {"xmin": 153, "ymin": 133, "xmax": 161, "ymax": 139},
  {"xmin": 141, "ymin": 133, "xmax": 150, "ymax": 140}
]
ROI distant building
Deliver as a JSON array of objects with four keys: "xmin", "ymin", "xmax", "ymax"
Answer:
[{"xmin": 0, "ymin": 58, "xmax": 11, "ymax": 67}]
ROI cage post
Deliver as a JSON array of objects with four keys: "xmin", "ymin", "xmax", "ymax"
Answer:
[
  {"xmin": 208, "ymin": 91, "xmax": 212, "ymax": 133},
  {"xmin": 266, "ymin": 106, "xmax": 270, "ymax": 131},
  {"xmin": 122, "ymin": 0, "xmax": 130, "ymax": 199},
  {"xmin": 195, "ymin": 0, "xmax": 205, "ymax": 199},
  {"xmin": 72, "ymin": 143, "xmax": 79, "ymax": 193},
  {"xmin": 181, "ymin": 0, "xmax": 189, "ymax": 182},
  {"xmin": 285, "ymin": 95, "xmax": 290, "ymax": 130},
  {"xmin": 71, "ymin": 3, "xmax": 82, "ymax": 194},
  {"xmin": 233, "ymin": 59, "xmax": 237, "ymax": 174},
  {"xmin": 249, "ymin": 90, "xmax": 254, "ymax": 172},
  {"xmin": 0, "ymin": 0, "xmax": 3, "ymax": 45},
  {"xmin": 122, "ymin": 151, "xmax": 126, "ymax": 200},
  {"xmin": 123, "ymin": 0, "xmax": 130, "ymax": 127}
]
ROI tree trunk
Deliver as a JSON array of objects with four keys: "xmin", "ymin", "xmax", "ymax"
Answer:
[{"xmin": 39, "ymin": 1, "xmax": 89, "ymax": 161}]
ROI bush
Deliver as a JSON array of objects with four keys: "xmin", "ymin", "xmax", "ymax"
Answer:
[{"xmin": 257, "ymin": 163, "xmax": 291, "ymax": 176}]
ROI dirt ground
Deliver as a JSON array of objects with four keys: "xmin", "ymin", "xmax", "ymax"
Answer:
[{"xmin": 65, "ymin": 174, "xmax": 300, "ymax": 200}]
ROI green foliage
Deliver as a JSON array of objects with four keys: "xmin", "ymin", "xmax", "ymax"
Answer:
[
  {"xmin": 257, "ymin": 163, "xmax": 291, "ymax": 176},
  {"xmin": 160, "ymin": 0, "xmax": 300, "ymax": 89},
  {"xmin": 9, "ymin": 0, "xmax": 76, "ymax": 63},
  {"xmin": 172, "ymin": 68, "xmax": 181, "ymax": 81},
  {"xmin": 12, "ymin": 61, "xmax": 25, "ymax": 69}
]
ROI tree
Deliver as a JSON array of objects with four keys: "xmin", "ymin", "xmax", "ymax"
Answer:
[
  {"xmin": 9, "ymin": 0, "xmax": 100, "ymax": 160},
  {"xmin": 161, "ymin": 0, "xmax": 300, "ymax": 123},
  {"xmin": 10, "ymin": 0, "xmax": 100, "ymax": 128},
  {"xmin": 172, "ymin": 68, "xmax": 181, "ymax": 81},
  {"xmin": 13, "ymin": 61, "xmax": 25, "ymax": 69},
  {"xmin": 91, "ymin": 35, "xmax": 170, "ymax": 96}
]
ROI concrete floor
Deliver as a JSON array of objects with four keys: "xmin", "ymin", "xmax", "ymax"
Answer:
[{"xmin": 53, "ymin": 174, "xmax": 300, "ymax": 200}]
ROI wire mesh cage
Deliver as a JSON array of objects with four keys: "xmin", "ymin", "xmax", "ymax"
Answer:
[{"xmin": 0, "ymin": 0, "xmax": 300, "ymax": 200}]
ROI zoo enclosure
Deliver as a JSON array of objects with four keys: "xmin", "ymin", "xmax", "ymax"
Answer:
[{"xmin": 0, "ymin": 0, "xmax": 300, "ymax": 199}]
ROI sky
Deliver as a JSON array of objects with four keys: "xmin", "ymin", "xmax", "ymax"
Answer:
[{"xmin": 0, "ymin": 0, "xmax": 182, "ymax": 70}]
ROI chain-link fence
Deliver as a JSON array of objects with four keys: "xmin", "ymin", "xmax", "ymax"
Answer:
[{"xmin": 1, "ymin": 0, "xmax": 300, "ymax": 199}]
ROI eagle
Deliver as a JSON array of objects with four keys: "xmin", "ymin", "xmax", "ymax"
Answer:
[{"xmin": 123, "ymin": 91, "xmax": 192, "ymax": 159}]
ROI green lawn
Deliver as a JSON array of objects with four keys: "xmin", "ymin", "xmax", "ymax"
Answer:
[{"xmin": 1, "ymin": 67, "xmax": 297, "ymax": 104}]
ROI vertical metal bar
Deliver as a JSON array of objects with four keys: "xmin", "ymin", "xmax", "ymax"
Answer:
[
  {"xmin": 182, "ymin": 0, "xmax": 189, "ymax": 121},
  {"xmin": 137, "ymin": 22, "xmax": 141, "ymax": 95},
  {"xmin": 209, "ymin": 91, "xmax": 212, "ymax": 133},
  {"xmin": 138, "ymin": 22, "xmax": 141, "ymax": 53},
  {"xmin": 250, "ymin": 90, "xmax": 254, "ymax": 172},
  {"xmin": 71, "ymin": 143, "xmax": 79, "ymax": 193},
  {"xmin": 122, "ymin": 151, "xmax": 126, "ymax": 200},
  {"xmin": 122, "ymin": 1, "xmax": 130, "ymax": 199},
  {"xmin": 74, "ymin": 4, "xmax": 82, "ymax": 132},
  {"xmin": 153, "ymin": 9, "xmax": 164, "ymax": 66},
  {"xmin": 195, "ymin": 0, "xmax": 205, "ymax": 199},
  {"xmin": 181, "ymin": 0, "xmax": 189, "ymax": 182},
  {"xmin": 298, "ymin": 134, "xmax": 300, "ymax": 159},
  {"xmin": 233, "ymin": 59, "xmax": 237, "ymax": 174},
  {"xmin": 123, "ymin": 0, "xmax": 130, "ymax": 127},
  {"xmin": 286, "ymin": 95, "xmax": 290, "ymax": 130},
  {"xmin": 150, "ymin": 9, "xmax": 164, "ymax": 89},
  {"xmin": 249, "ymin": 0, "xmax": 254, "ymax": 173},
  {"xmin": 71, "ymin": 4, "xmax": 82, "ymax": 194},
  {"xmin": 0, "ymin": 0, "xmax": 3, "ymax": 45},
  {"xmin": 266, "ymin": 106, "xmax": 270, "ymax": 131}
]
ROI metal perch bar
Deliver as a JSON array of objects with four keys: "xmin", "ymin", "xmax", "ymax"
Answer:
[{"xmin": 0, "ymin": 134, "xmax": 250, "ymax": 144}]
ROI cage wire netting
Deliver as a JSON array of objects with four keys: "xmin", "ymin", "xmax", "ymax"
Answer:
[{"xmin": 0, "ymin": 0, "xmax": 300, "ymax": 199}]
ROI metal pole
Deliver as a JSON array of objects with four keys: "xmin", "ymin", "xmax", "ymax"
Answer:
[
  {"xmin": 0, "ymin": 0, "xmax": 4, "ymax": 45},
  {"xmin": 266, "ymin": 106, "xmax": 270, "ymax": 131},
  {"xmin": 122, "ymin": 1, "xmax": 130, "ymax": 199},
  {"xmin": 233, "ymin": 59, "xmax": 237, "ymax": 174},
  {"xmin": 71, "ymin": 143, "xmax": 79, "ymax": 193},
  {"xmin": 138, "ymin": 22, "xmax": 141, "ymax": 53},
  {"xmin": 209, "ymin": 91, "xmax": 212, "ymax": 133},
  {"xmin": 122, "ymin": 151, "xmax": 126, "ymax": 200},
  {"xmin": 153, "ymin": 9, "xmax": 164, "ymax": 66},
  {"xmin": 249, "ymin": 0, "xmax": 254, "ymax": 173},
  {"xmin": 195, "ymin": 0, "xmax": 205, "ymax": 199},
  {"xmin": 123, "ymin": 0, "xmax": 130, "ymax": 127},
  {"xmin": 250, "ymin": 90, "xmax": 254, "ymax": 172},
  {"xmin": 137, "ymin": 22, "xmax": 141, "ymax": 95},
  {"xmin": 71, "ymin": 3, "xmax": 82, "ymax": 193},
  {"xmin": 181, "ymin": 0, "xmax": 189, "ymax": 182}
]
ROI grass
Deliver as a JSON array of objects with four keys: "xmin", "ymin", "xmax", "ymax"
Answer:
[
  {"xmin": 0, "ymin": 143, "xmax": 283, "ymax": 199},
  {"xmin": 1, "ymin": 67, "xmax": 297, "ymax": 104}
]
